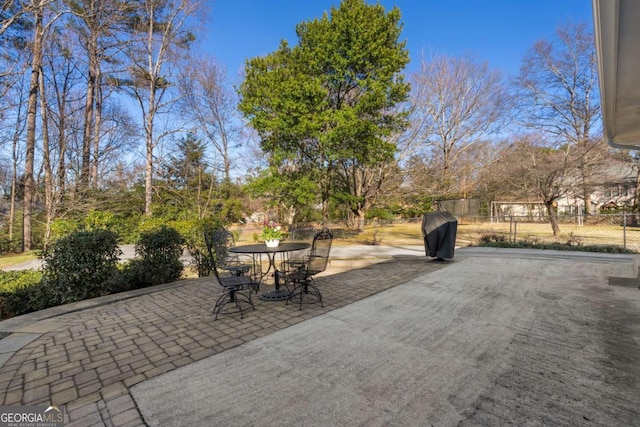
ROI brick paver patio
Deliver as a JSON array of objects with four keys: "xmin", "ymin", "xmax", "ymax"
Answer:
[{"xmin": 0, "ymin": 257, "xmax": 448, "ymax": 426}]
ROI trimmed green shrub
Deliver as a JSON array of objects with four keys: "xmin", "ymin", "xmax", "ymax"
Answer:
[
  {"xmin": 475, "ymin": 237, "xmax": 636, "ymax": 254},
  {"xmin": 42, "ymin": 229, "xmax": 122, "ymax": 304},
  {"xmin": 118, "ymin": 226, "xmax": 184, "ymax": 289},
  {"xmin": 49, "ymin": 218, "xmax": 83, "ymax": 240},
  {"xmin": 0, "ymin": 270, "xmax": 46, "ymax": 318},
  {"xmin": 0, "ymin": 270, "xmax": 43, "ymax": 292},
  {"xmin": 50, "ymin": 211, "xmax": 141, "ymax": 244},
  {"xmin": 0, "ymin": 237, "xmax": 22, "ymax": 254},
  {"xmin": 0, "ymin": 281, "xmax": 53, "ymax": 318},
  {"xmin": 478, "ymin": 233, "xmax": 507, "ymax": 244}
]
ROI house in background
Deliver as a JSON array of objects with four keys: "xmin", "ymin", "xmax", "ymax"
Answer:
[
  {"xmin": 551, "ymin": 158, "xmax": 638, "ymax": 216},
  {"xmin": 586, "ymin": 160, "xmax": 639, "ymax": 213},
  {"xmin": 488, "ymin": 158, "xmax": 639, "ymax": 221}
]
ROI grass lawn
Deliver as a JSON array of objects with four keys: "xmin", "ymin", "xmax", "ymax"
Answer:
[
  {"xmin": 0, "ymin": 220, "xmax": 634, "ymax": 270},
  {"xmin": 331, "ymin": 220, "xmax": 637, "ymax": 251},
  {"xmin": 456, "ymin": 220, "xmax": 637, "ymax": 249},
  {"xmin": 0, "ymin": 251, "xmax": 39, "ymax": 269}
]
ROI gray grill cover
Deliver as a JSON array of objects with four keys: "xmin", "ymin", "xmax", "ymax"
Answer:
[{"xmin": 422, "ymin": 211, "xmax": 458, "ymax": 259}]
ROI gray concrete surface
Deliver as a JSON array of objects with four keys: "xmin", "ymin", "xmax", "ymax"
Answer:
[{"xmin": 132, "ymin": 252, "xmax": 640, "ymax": 426}]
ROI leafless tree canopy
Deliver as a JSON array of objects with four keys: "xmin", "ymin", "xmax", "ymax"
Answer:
[
  {"xmin": 515, "ymin": 22, "xmax": 603, "ymax": 218},
  {"xmin": 515, "ymin": 22, "xmax": 600, "ymax": 146},
  {"xmin": 180, "ymin": 56, "xmax": 249, "ymax": 183},
  {"xmin": 405, "ymin": 53, "xmax": 511, "ymax": 199}
]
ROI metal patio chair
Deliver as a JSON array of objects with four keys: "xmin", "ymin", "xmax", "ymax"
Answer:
[
  {"xmin": 282, "ymin": 228, "xmax": 333, "ymax": 309},
  {"xmin": 204, "ymin": 230, "xmax": 259, "ymax": 320},
  {"xmin": 208, "ymin": 228, "xmax": 253, "ymax": 277}
]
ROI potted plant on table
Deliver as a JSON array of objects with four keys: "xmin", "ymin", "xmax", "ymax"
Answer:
[{"xmin": 261, "ymin": 221, "xmax": 284, "ymax": 247}]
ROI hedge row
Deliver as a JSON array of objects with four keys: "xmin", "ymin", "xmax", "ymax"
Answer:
[{"xmin": 0, "ymin": 226, "xmax": 185, "ymax": 319}]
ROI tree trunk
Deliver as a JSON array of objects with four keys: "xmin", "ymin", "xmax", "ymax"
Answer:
[
  {"xmin": 145, "ymin": 125, "xmax": 154, "ymax": 216},
  {"xmin": 23, "ymin": 2, "xmax": 44, "ymax": 251},
  {"xmin": 635, "ymin": 170, "xmax": 640, "ymax": 211},
  {"xmin": 282, "ymin": 205, "xmax": 295, "ymax": 226},
  {"xmin": 144, "ymin": 69, "xmax": 155, "ymax": 216},
  {"xmin": 143, "ymin": 0, "xmax": 156, "ymax": 217},
  {"xmin": 80, "ymin": 46, "xmax": 95, "ymax": 189},
  {"xmin": 321, "ymin": 176, "xmax": 330, "ymax": 226},
  {"xmin": 545, "ymin": 200, "xmax": 560, "ymax": 237},
  {"xmin": 91, "ymin": 68, "xmax": 103, "ymax": 186},
  {"xmin": 57, "ymin": 121, "xmax": 67, "ymax": 194},
  {"xmin": 579, "ymin": 163, "xmax": 591, "ymax": 216},
  {"xmin": 220, "ymin": 126, "xmax": 231, "ymax": 183},
  {"xmin": 39, "ymin": 70, "xmax": 55, "ymax": 248},
  {"xmin": 9, "ymin": 87, "xmax": 26, "ymax": 246},
  {"xmin": 354, "ymin": 210, "xmax": 366, "ymax": 232},
  {"xmin": 633, "ymin": 166, "xmax": 640, "ymax": 225},
  {"xmin": 9, "ymin": 139, "xmax": 17, "ymax": 244},
  {"xmin": 582, "ymin": 186, "xmax": 591, "ymax": 216}
]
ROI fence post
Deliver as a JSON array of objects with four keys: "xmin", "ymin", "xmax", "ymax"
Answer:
[
  {"xmin": 509, "ymin": 217, "xmax": 513, "ymax": 242},
  {"xmin": 623, "ymin": 213, "xmax": 627, "ymax": 250}
]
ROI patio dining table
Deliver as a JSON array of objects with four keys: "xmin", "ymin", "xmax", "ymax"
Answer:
[{"xmin": 229, "ymin": 242, "xmax": 310, "ymax": 301}]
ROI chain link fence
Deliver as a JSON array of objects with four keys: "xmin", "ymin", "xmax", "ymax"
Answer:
[{"xmin": 455, "ymin": 213, "xmax": 640, "ymax": 251}]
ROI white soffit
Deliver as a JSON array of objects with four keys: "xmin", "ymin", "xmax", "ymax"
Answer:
[{"xmin": 593, "ymin": 0, "xmax": 640, "ymax": 149}]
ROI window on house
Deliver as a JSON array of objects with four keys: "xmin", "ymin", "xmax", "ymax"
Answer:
[{"xmin": 612, "ymin": 186, "xmax": 619, "ymax": 197}]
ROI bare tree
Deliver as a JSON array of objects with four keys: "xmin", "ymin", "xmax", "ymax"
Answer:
[
  {"xmin": 75, "ymin": 0, "xmax": 106, "ymax": 188},
  {"xmin": 0, "ymin": 0, "xmax": 43, "ymax": 36},
  {"xmin": 501, "ymin": 135, "xmax": 575, "ymax": 236},
  {"xmin": 410, "ymin": 52, "xmax": 510, "ymax": 198},
  {"xmin": 22, "ymin": 0, "xmax": 45, "ymax": 251},
  {"xmin": 121, "ymin": 0, "xmax": 203, "ymax": 216},
  {"xmin": 38, "ymin": 27, "xmax": 88, "ymax": 246},
  {"xmin": 180, "ymin": 56, "xmax": 242, "ymax": 183},
  {"xmin": 0, "ymin": 1, "xmax": 35, "ymax": 107},
  {"xmin": 515, "ymin": 21, "xmax": 602, "ymax": 215},
  {"xmin": 93, "ymin": 103, "xmax": 138, "ymax": 184},
  {"xmin": 0, "ymin": 15, "xmax": 30, "ymax": 247},
  {"xmin": 67, "ymin": 0, "xmax": 134, "ymax": 189},
  {"xmin": 2, "ymin": 73, "xmax": 28, "ymax": 247},
  {"xmin": 13, "ymin": 0, "xmax": 65, "ymax": 251}
]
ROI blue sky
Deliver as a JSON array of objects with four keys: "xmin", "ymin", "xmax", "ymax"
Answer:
[{"xmin": 203, "ymin": 0, "xmax": 595, "ymax": 81}]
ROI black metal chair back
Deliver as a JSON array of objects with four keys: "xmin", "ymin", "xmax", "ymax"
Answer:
[
  {"xmin": 204, "ymin": 227, "xmax": 252, "ymax": 277},
  {"xmin": 306, "ymin": 228, "xmax": 333, "ymax": 275},
  {"xmin": 204, "ymin": 229, "xmax": 224, "ymax": 280},
  {"xmin": 204, "ymin": 229, "xmax": 255, "ymax": 319},
  {"xmin": 285, "ymin": 228, "xmax": 333, "ymax": 309}
]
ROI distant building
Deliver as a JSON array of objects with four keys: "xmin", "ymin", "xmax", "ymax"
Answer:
[{"xmin": 492, "ymin": 159, "xmax": 639, "ymax": 220}]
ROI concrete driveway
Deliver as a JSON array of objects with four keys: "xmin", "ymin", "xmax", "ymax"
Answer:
[{"xmin": 132, "ymin": 250, "xmax": 640, "ymax": 426}]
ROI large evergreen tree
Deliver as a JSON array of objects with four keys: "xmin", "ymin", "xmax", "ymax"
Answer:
[{"xmin": 239, "ymin": 0, "xmax": 409, "ymax": 229}]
